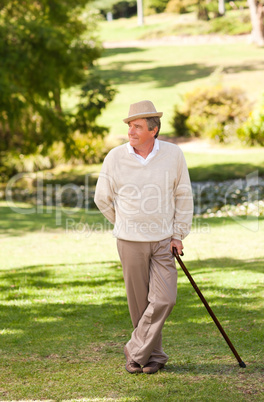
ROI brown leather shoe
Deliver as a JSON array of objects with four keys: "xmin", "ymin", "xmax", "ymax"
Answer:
[
  {"xmin": 143, "ymin": 361, "xmax": 165, "ymax": 374},
  {"xmin": 124, "ymin": 346, "xmax": 142, "ymax": 374}
]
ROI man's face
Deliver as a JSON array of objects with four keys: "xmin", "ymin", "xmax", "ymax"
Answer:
[{"xmin": 128, "ymin": 118, "xmax": 156, "ymax": 148}]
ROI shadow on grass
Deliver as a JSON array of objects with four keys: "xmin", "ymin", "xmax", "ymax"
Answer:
[
  {"xmin": 101, "ymin": 47, "xmax": 146, "ymax": 57},
  {"xmin": 101, "ymin": 63, "xmax": 215, "ymax": 87},
  {"xmin": 179, "ymin": 256, "xmax": 264, "ymax": 274},
  {"xmin": 224, "ymin": 61, "xmax": 264, "ymax": 74},
  {"xmin": 0, "ymin": 261, "xmax": 123, "ymax": 293},
  {"xmin": 0, "ymin": 257, "xmax": 262, "ymax": 351},
  {"xmin": 189, "ymin": 163, "xmax": 264, "ymax": 181},
  {"xmin": 0, "ymin": 204, "xmax": 111, "ymax": 236},
  {"xmin": 0, "ymin": 260, "xmax": 129, "ymax": 357},
  {"xmin": 164, "ymin": 362, "xmax": 247, "ymax": 374}
]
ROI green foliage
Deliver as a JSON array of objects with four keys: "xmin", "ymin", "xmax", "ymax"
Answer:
[
  {"xmin": 171, "ymin": 85, "xmax": 252, "ymax": 142},
  {"xmin": 204, "ymin": 0, "xmax": 219, "ymax": 15},
  {"xmin": 0, "ymin": 0, "xmax": 116, "ymax": 177},
  {"xmin": 66, "ymin": 73, "xmax": 117, "ymax": 162},
  {"xmin": 94, "ymin": 0, "xmax": 137, "ymax": 17},
  {"xmin": 94, "ymin": 0, "xmax": 137, "ymax": 18},
  {"xmin": 165, "ymin": 0, "xmax": 196, "ymax": 14},
  {"xmin": 170, "ymin": 109, "xmax": 189, "ymax": 136},
  {"xmin": 0, "ymin": 151, "xmax": 53, "ymax": 183},
  {"xmin": 145, "ymin": 0, "xmax": 169, "ymax": 14},
  {"xmin": 93, "ymin": 0, "xmax": 119, "ymax": 12},
  {"xmin": 237, "ymin": 96, "xmax": 264, "ymax": 146},
  {"xmin": 197, "ymin": 0, "xmax": 210, "ymax": 20},
  {"xmin": 112, "ymin": 0, "xmax": 137, "ymax": 18},
  {"xmin": 208, "ymin": 10, "xmax": 252, "ymax": 34}
]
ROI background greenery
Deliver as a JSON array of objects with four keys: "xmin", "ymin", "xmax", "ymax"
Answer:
[
  {"xmin": 0, "ymin": 0, "xmax": 116, "ymax": 180},
  {"xmin": 13, "ymin": 148, "xmax": 264, "ymax": 183},
  {"xmin": 1, "ymin": 7, "xmax": 264, "ymax": 179},
  {"xmin": 98, "ymin": 10, "xmax": 252, "ymax": 41},
  {"xmin": 1, "ymin": 5, "xmax": 264, "ymax": 400},
  {"xmin": 96, "ymin": 39, "xmax": 264, "ymax": 141}
]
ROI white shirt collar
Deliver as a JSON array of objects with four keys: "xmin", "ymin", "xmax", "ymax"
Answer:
[
  {"xmin": 126, "ymin": 139, "xmax": 159, "ymax": 165},
  {"xmin": 127, "ymin": 138, "xmax": 159, "ymax": 154}
]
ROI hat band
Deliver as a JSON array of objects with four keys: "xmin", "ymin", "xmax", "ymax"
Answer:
[{"xmin": 123, "ymin": 111, "xmax": 163, "ymax": 123}]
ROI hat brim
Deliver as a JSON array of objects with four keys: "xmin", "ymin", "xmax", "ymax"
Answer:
[{"xmin": 123, "ymin": 111, "xmax": 163, "ymax": 124}]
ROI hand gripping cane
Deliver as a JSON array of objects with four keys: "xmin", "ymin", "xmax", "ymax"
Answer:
[{"xmin": 172, "ymin": 247, "xmax": 246, "ymax": 368}]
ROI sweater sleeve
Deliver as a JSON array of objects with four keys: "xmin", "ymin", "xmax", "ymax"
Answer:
[
  {"xmin": 172, "ymin": 150, "xmax": 193, "ymax": 241},
  {"xmin": 94, "ymin": 153, "xmax": 116, "ymax": 225}
]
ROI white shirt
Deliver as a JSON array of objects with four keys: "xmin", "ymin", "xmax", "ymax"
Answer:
[{"xmin": 127, "ymin": 139, "xmax": 159, "ymax": 165}]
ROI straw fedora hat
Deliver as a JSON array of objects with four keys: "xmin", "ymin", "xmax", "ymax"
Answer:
[{"xmin": 123, "ymin": 100, "xmax": 163, "ymax": 124}]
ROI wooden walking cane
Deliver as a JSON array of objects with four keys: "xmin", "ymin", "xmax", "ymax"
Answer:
[{"xmin": 172, "ymin": 247, "xmax": 246, "ymax": 368}]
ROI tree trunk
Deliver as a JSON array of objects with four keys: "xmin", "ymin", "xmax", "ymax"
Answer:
[
  {"xmin": 197, "ymin": 0, "xmax": 210, "ymax": 20},
  {"xmin": 248, "ymin": 0, "xmax": 264, "ymax": 46},
  {"xmin": 137, "ymin": 0, "xmax": 144, "ymax": 26},
  {"xmin": 53, "ymin": 87, "xmax": 62, "ymax": 114},
  {"xmin": 218, "ymin": 0, "xmax": 225, "ymax": 16}
]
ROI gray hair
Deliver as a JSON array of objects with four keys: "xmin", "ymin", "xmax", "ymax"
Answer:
[{"xmin": 145, "ymin": 117, "xmax": 161, "ymax": 138}]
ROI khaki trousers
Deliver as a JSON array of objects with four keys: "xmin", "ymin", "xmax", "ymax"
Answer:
[{"xmin": 117, "ymin": 237, "xmax": 178, "ymax": 366}]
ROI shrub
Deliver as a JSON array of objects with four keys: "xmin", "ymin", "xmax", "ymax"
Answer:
[
  {"xmin": 144, "ymin": 0, "xmax": 169, "ymax": 14},
  {"xmin": 170, "ymin": 109, "xmax": 189, "ymax": 136},
  {"xmin": 165, "ymin": 0, "xmax": 195, "ymax": 14},
  {"xmin": 171, "ymin": 85, "xmax": 252, "ymax": 142},
  {"xmin": 197, "ymin": 1, "xmax": 210, "ymax": 20},
  {"xmin": 112, "ymin": 0, "xmax": 137, "ymax": 18},
  {"xmin": 208, "ymin": 10, "xmax": 252, "ymax": 35},
  {"xmin": 237, "ymin": 96, "xmax": 264, "ymax": 146}
]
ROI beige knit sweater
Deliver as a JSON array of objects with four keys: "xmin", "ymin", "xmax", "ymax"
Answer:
[{"xmin": 94, "ymin": 141, "xmax": 193, "ymax": 242}]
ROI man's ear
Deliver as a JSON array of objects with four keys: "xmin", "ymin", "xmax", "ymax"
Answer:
[{"xmin": 152, "ymin": 126, "xmax": 158, "ymax": 137}]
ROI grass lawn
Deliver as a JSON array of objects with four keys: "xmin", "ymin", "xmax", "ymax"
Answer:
[
  {"xmin": 184, "ymin": 149, "xmax": 264, "ymax": 181},
  {"xmin": 97, "ymin": 42, "xmax": 264, "ymax": 139},
  {"xmin": 98, "ymin": 11, "xmax": 252, "ymax": 42},
  {"xmin": 94, "ymin": 12, "xmax": 264, "ymax": 141},
  {"xmin": 0, "ymin": 201, "xmax": 263, "ymax": 401}
]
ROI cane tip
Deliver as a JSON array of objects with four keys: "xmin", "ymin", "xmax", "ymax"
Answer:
[{"xmin": 239, "ymin": 361, "xmax": 246, "ymax": 368}]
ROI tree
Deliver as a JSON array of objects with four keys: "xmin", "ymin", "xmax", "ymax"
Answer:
[
  {"xmin": 0, "ymin": 0, "xmax": 116, "ymax": 174},
  {"xmin": 137, "ymin": 0, "xmax": 144, "ymax": 26},
  {"xmin": 248, "ymin": 0, "xmax": 264, "ymax": 45},
  {"xmin": 218, "ymin": 0, "xmax": 225, "ymax": 16}
]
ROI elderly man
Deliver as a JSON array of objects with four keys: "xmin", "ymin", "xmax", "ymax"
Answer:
[{"xmin": 94, "ymin": 100, "xmax": 193, "ymax": 374}]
